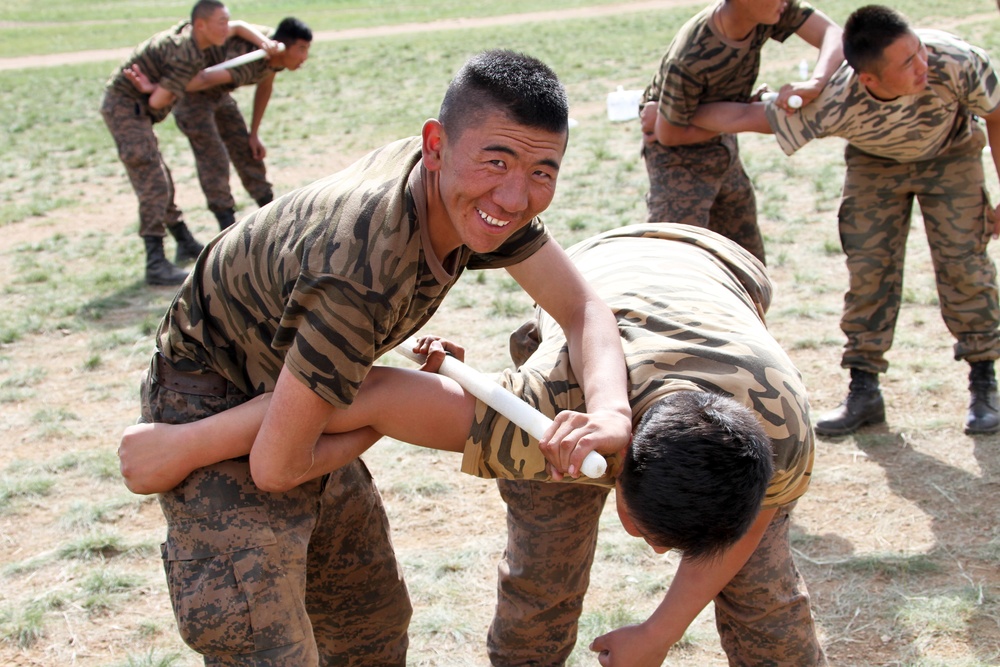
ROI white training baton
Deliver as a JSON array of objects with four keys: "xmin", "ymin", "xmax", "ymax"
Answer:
[
  {"xmin": 204, "ymin": 42, "xmax": 284, "ymax": 73},
  {"xmin": 761, "ymin": 91, "xmax": 803, "ymax": 109},
  {"xmin": 395, "ymin": 339, "xmax": 608, "ymax": 479}
]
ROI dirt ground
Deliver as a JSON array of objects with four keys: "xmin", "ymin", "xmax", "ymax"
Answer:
[{"xmin": 1, "ymin": 3, "xmax": 999, "ymax": 667}]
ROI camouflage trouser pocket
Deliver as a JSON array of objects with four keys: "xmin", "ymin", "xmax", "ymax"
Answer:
[{"xmin": 161, "ymin": 506, "xmax": 307, "ymax": 656}]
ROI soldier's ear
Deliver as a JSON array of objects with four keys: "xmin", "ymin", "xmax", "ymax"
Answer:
[{"xmin": 422, "ymin": 119, "xmax": 444, "ymax": 171}]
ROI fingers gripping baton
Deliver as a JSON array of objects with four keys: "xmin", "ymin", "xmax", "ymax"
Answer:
[{"xmin": 396, "ymin": 339, "xmax": 608, "ymax": 479}]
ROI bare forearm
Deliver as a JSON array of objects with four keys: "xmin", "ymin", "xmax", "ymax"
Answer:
[
  {"xmin": 654, "ymin": 115, "xmax": 719, "ymax": 146},
  {"xmin": 691, "ymin": 102, "xmax": 772, "ymax": 134}
]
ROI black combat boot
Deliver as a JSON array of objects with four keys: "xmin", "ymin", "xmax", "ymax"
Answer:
[
  {"xmin": 168, "ymin": 222, "xmax": 204, "ymax": 264},
  {"xmin": 143, "ymin": 236, "xmax": 188, "ymax": 286},
  {"xmin": 256, "ymin": 193, "xmax": 273, "ymax": 207},
  {"xmin": 965, "ymin": 360, "xmax": 1000, "ymax": 434},
  {"xmin": 213, "ymin": 207, "xmax": 237, "ymax": 231},
  {"xmin": 815, "ymin": 368, "xmax": 886, "ymax": 436}
]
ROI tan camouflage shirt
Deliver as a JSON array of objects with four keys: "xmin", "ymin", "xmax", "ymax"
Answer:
[
  {"xmin": 644, "ymin": 0, "xmax": 813, "ymax": 128},
  {"xmin": 105, "ymin": 21, "xmax": 205, "ymax": 121},
  {"xmin": 766, "ymin": 30, "xmax": 1000, "ymax": 161},
  {"xmin": 463, "ymin": 224, "xmax": 814, "ymax": 509},
  {"xmin": 156, "ymin": 136, "xmax": 550, "ymax": 408}
]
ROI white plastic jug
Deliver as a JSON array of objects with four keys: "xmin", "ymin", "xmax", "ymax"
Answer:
[{"xmin": 606, "ymin": 86, "xmax": 643, "ymax": 122}]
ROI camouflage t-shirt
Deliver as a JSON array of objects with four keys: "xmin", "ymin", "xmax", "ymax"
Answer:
[
  {"xmin": 156, "ymin": 136, "xmax": 550, "ymax": 408},
  {"xmin": 105, "ymin": 21, "xmax": 205, "ymax": 122},
  {"xmin": 463, "ymin": 224, "xmax": 814, "ymax": 509},
  {"xmin": 202, "ymin": 25, "xmax": 278, "ymax": 92},
  {"xmin": 766, "ymin": 30, "xmax": 1000, "ymax": 160},
  {"xmin": 644, "ymin": 0, "xmax": 814, "ymax": 128}
]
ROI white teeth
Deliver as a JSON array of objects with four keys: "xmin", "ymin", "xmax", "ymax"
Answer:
[{"xmin": 477, "ymin": 208, "xmax": 510, "ymax": 228}]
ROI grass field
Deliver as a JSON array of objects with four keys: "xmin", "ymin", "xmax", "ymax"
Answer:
[{"xmin": 1, "ymin": 1, "xmax": 1000, "ymax": 665}]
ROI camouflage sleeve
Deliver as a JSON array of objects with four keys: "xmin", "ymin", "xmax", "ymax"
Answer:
[
  {"xmin": 768, "ymin": 0, "xmax": 814, "ymax": 43},
  {"xmin": 765, "ymin": 64, "xmax": 851, "ymax": 155},
  {"xmin": 657, "ymin": 59, "xmax": 703, "ymax": 127},
  {"xmin": 277, "ymin": 271, "xmax": 394, "ymax": 409},
  {"xmin": 156, "ymin": 42, "xmax": 204, "ymax": 99},
  {"xmin": 958, "ymin": 43, "xmax": 1000, "ymax": 116},
  {"xmin": 466, "ymin": 219, "xmax": 551, "ymax": 270}
]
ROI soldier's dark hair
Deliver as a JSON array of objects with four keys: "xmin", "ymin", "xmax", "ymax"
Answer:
[
  {"xmin": 191, "ymin": 0, "xmax": 226, "ymax": 23},
  {"xmin": 843, "ymin": 5, "xmax": 912, "ymax": 75},
  {"xmin": 273, "ymin": 17, "xmax": 313, "ymax": 44},
  {"xmin": 439, "ymin": 49, "xmax": 569, "ymax": 140},
  {"xmin": 618, "ymin": 391, "xmax": 774, "ymax": 562}
]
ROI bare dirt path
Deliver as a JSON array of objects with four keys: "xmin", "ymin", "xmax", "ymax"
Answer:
[{"xmin": 0, "ymin": 0, "xmax": 702, "ymax": 71}]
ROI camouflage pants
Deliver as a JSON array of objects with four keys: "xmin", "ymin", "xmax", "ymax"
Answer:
[
  {"xmin": 643, "ymin": 134, "xmax": 765, "ymax": 264},
  {"xmin": 490, "ymin": 481, "xmax": 825, "ymax": 666},
  {"xmin": 838, "ymin": 127, "xmax": 1000, "ymax": 374},
  {"xmin": 100, "ymin": 90, "xmax": 183, "ymax": 237},
  {"xmin": 140, "ymin": 355, "xmax": 411, "ymax": 666},
  {"xmin": 173, "ymin": 91, "xmax": 273, "ymax": 214}
]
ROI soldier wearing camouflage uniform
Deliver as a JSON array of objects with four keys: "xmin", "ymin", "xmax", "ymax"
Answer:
[
  {"xmin": 469, "ymin": 224, "xmax": 823, "ymax": 666},
  {"xmin": 692, "ymin": 5, "xmax": 1000, "ymax": 435},
  {"xmin": 174, "ymin": 17, "xmax": 313, "ymax": 231},
  {"xmin": 100, "ymin": 1, "xmax": 274, "ymax": 285},
  {"xmin": 133, "ymin": 50, "xmax": 632, "ymax": 666},
  {"xmin": 120, "ymin": 223, "xmax": 824, "ymax": 665},
  {"xmin": 639, "ymin": 0, "xmax": 843, "ymax": 264}
]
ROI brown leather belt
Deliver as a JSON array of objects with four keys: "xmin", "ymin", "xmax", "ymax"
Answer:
[{"xmin": 154, "ymin": 354, "xmax": 229, "ymax": 397}]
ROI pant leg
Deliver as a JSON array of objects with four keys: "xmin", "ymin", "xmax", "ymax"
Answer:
[
  {"xmin": 643, "ymin": 139, "xmax": 728, "ymax": 227},
  {"xmin": 100, "ymin": 91, "xmax": 178, "ymax": 237},
  {"xmin": 214, "ymin": 93, "xmax": 273, "ymax": 205},
  {"xmin": 714, "ymin": 504, "xmax": 826, "ymax": 667},
  {"xmin": 488, "ymin": 479, "xmax": 610, "ymax": 667},
  {"xmin": 912, "ymin": 128, "xmax": 1000, "ymax": 363},
  {"xmin": 708, "ymin": 136, "xmax": 765, "ymax": 265},
  {"xmin": 141, "ymin": 359, "xmax": 320, "ymax": 666},
  {"xmin": 174, "ymin": 92, "xmax": 238, "ymax": 214},
  {"xmin": 643, "ymin": 136, "xmax": 763, "ymax": 263},
  {"xmin": 837, "ymin": 147, "xmax": 916, "ymax": 374},
  {"xmin": 305, "ymin": 460, "xmax": 412, "ymax": 667}
]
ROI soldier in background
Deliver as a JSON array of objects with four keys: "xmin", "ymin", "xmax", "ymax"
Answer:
[
  {"xmin": 100, "ymin": 0, "xmax": 277, "ymax": 285},
  {"xmin": 689, "ymin": 4, "xmax": 1000, "ymax": 436},
  {"xmin": 639, "ymin": 0, "xmax": 842, "ymax": 264},
  {"xmin": 175, "ymin": 17, "xmax": 313, "ymax": 231}
]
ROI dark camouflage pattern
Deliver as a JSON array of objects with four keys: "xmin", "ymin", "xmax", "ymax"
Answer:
[
  {"xmin": 174, "ymin": 30, "xmax": 277, "ymax": 214},
  {"xmin": 639, "ymin": 0, "xmax": 811, "ymax": 264},
  {"xmin": 466, "ymin": 224, "xmax": 813, "ymax": 508},
  {"xmin": 713, "ymin": 503, "xmax": 826, "ymax": 665},
  {"xmin": 643, "ymin": 134, "xmax": 764, "ymax": 263},
  {"xmin": 767, "ymin": 30, "xmax": 1000, "ymax": 160},
  {"xmin": 477, "ymin": 226, "xmax": 823, "ymax": 664},
  {"xmin": 100, "ymin": 90, "xmax": 185, "ymax": 237},
  {"xmin": 174, "ymin": 90, "xmax": 273, "ymax": 214},
  {"xmin": 104, "ymin": 21, "xmax": 205, "ymax": 122},
  {"xmin": 141, "ymin": 357, "xmax": 412, "ymax": 665},
  {"xmin": 488, "ymin": 479, "xmax": 610, "ymax": 666},
  {"xmin": 838, "ymin": 124, "xmax": 1000, "ymax": 373},
  {"xmin": 156, "ymin": 136, "xmax": 549, "ymax": 407}
]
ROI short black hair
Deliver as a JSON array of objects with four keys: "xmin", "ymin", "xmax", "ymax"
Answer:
[
  {"xmin": 618, "ymin": 391, "xmax": 774, "ymax": 562},
  {"xmin": 273, "ymin": 17, "xmax": 313, "ymax": 44},
  {"xmin": 439, "ymin": 49, "xmax": 569, "ymax": 140},
  {"xmin": 191, "ymin": 0, "xmax": 225, "ymax": 23},
  {"xmin": 843, "ymin": 5, "xmax": 912, "ymax": 74}
]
